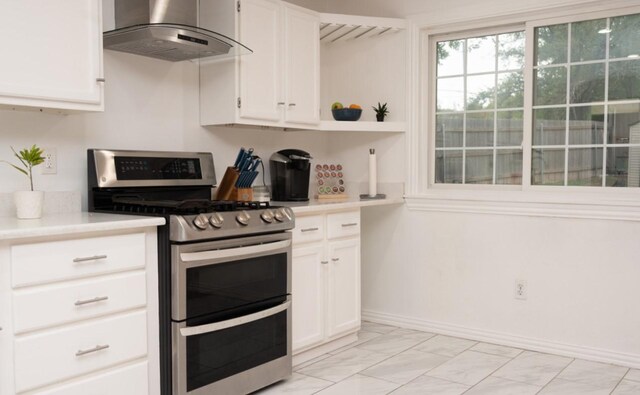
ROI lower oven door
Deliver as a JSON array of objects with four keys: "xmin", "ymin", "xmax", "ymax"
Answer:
[{"xmin": 172, "ymin": 296, "xmax": 292, "ymax": 395}]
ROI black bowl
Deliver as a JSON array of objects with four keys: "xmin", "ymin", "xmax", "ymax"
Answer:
[{"xmin": 332, "ymin": 108, "xmax": 362, "ymax": 121}]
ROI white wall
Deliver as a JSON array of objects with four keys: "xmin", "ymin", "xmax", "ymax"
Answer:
[{"xmin": 354, "ymin": 0, "xmax": 640, "ymax": 368}]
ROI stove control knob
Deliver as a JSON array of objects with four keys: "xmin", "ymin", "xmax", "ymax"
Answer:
[
  {"xmin": 209, "ymin": 213, "xmax": 224, "ymax": 228},
  {"xmin": 260, "ymin": 209, "xmax": 274, "ymax": 223},
  {"xmin": 236, "ymin": 211, "xmax": 251, "ymax": 226},
  {"xmin": 274, "ymin": 207, "xmax": 291, "ymax": 222},
  {"xmin": 193, "ymin": 214, "xmax": 209, "ymax": 230}
]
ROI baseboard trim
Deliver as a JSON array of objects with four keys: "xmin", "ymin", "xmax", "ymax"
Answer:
[{"xmin": 362, "ymin": 309, "xmax": 640, "ymax": 369}]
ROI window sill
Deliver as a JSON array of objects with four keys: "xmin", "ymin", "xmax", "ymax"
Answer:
[{"xmin": 405, "ymin": 190, "xmax": 640, "ymax": 221}]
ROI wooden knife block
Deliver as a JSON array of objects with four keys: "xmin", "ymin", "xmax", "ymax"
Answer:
[
  {"xmin": 231, "ymin": 188, "xmax": 253, "ymax": 202},
  {"xmin": 215, "ymin": 167, "xmax": 239, "ymax": 201}
]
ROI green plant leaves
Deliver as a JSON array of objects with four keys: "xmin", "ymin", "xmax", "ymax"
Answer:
[{"xmin": 3, "ymin": 145, "xmax": 45, "ymax": 191}]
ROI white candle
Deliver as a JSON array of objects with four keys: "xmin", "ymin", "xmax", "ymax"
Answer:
[{"xmin": 369, "ymin": 148, "xmax": 377, "ymax": 197}]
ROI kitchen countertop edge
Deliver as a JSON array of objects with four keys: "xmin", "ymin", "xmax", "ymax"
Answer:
[
  {"xmin": 0, "ymin": 212, "xmax": 166, "ymax": 241},
  {"xmin": 274, "ymin": 196, "xmax": 405, "ymax": 214}
]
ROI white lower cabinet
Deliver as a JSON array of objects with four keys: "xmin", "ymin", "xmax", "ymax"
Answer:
[
  {"xmin": 292, "ymin": 209, "xmax": 361, "ymax": 356},
  {"xmin": 0, "ymin": 228, "xmax": 158, "ymax": 395}
]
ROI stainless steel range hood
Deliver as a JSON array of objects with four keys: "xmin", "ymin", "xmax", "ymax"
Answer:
[{"xmin": 104, "ymin": 0, "xmax": 251, "ymax": 62}]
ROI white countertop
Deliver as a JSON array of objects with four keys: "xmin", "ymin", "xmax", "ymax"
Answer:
[
  {"xmin": 274, "ymin": 196, "xmax": 404, "ymax": 214},
  {"xmin": 0, "ymin": 212, "xmax": 166, "ymax": 241}
]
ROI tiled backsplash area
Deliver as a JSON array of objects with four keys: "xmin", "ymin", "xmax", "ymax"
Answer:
[{"xmin": 0, "ymin": 191, "xmax": 81, "ymax": 217}]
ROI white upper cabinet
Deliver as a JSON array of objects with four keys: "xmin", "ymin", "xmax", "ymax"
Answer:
[
  {"xmin": 0, "ymin": 0, "xmax": 104, "ymax": 112},
  {"xmin": 239, "ymin": 0, "xmax": 282, "ymax": 122},
  {"xmin": 283, "ymin": 4, "xmax": 320, "ymax": 125},
  {"xmin": 200, "ymin": 0, "xmax": 320, "ymax": 128}
]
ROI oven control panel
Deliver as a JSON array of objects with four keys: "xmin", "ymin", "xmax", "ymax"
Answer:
[{"xmin": 171, "ymin": 207, "xmax": 295, "ymax": 242}]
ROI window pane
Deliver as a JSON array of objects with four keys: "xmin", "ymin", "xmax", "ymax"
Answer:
[
  {"xmin": 608, "ymin": 59, "xmax": 640, "ymax": 101},
  {"xmin": 532, "ymin": 148, "xmax": 565, "ymax": 185},
  {"xmin": 467, "ymin": 36, "xmax": 496, "ymax": 74},
  {"xmin": 571, "ymin": 18, "xmax": 607, "ymax": 62},
  {"xmin": 534, "ymin": 67, "xmax": 567, "ymax": 105},
  {"xmin": 466, "ymin": 74, "xmax": 495, "ymax": 110},
  {"xmin": 466, "ymin": 112, "xmax": 494, "ymax": 147},
  {"xmin": 533, "ymin": 108, "xmax": 566, "ymax": 145},
  {"xmin": 496, "ymin": 149, "xmax": 523, "ymax": 184},
  {"xmin": 435, "ymin": 150, "xmax": 463, "ymax": 183},
  {"xmin": 568, "ymin": 105, "xmax": 604, "ymax": 145},
  {"xmin": 535, "ymin": 24, "xmax": 568, "ymax": 65},
  {"xmin": 437, "ymin": 77, "xmax": 464, "ymax": 111},
  {"xmin": 436, "ymin": 114, "xmax": 464, "ymax": 148},
  {"xmin": 570, "ymin": 63, "xmax": 605, "ymax": 103},
  {"xmin": 606, "ymin": 147, "xmax": 636, "ymax": 187},
  {"xmin": 498, "ymin": 32, "xmax": 525, "ymax": 71},
  {"xmin": 497, "ymin": 110, "xmax": 523, "ymax": 146},
  {"xmin": 567, "ymin": 148, "xmax": 603, "ymax": 186},
  {"xmin": 465, "ymin": 150, "xmax": 493, "ymax": 184},
  {"xmin": 437, "ymin": 40, "xmax": 465, "ymax": 76},
  {"xmin": 607, "ymin": 103, "xmax": 640, "ymax": 144},
  {"xmin": 497, "ymin": 72, "xmax": 524, "ymax": 108},
  {"xmin": 609, "ymin": 13, "xmax": 640, "ymax": 59}
]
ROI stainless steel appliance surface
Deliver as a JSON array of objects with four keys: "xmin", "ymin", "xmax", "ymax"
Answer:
[
  {"xmin": 104, "ymin": 0, "xmax": 252, "ymax": 62},
  {"xmin": 88, "ymin": 149, "xmax": 294, "ymax": 395}
]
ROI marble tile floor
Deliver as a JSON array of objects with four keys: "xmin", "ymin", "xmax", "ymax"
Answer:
[{"xmin": 255, "ymin": 321, "xmax": 640, "ymax": 395}]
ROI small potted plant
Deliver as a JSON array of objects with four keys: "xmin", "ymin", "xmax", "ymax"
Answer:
[
  {"xmin": 2, "ymin": 145, "xmax": 45, "ymax": 219},
  {"xmin": 372, "ymin": 102, "xmax": 389, "ymax": 122}
]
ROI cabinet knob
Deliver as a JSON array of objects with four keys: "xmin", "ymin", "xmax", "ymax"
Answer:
[
  {"xmin": 277, "ymin": 102, "xmax": 285, "ymax": 106},
  {"xmin": 331, "ymin": 258, "xmax": 340, "ymax": 262},
  {"xmin": 321, "ymin": 260, "xmax": 329, "ymax": 265},
  {"xmin": 96, "ymin": 78, "xmax": 106, "ymax": 83},
  {"xmin": 288, "ymin": 103, "xmax": 297, "ymax": 107}
]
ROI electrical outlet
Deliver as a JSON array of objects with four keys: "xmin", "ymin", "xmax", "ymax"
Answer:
[
  {"xmin": 515, "ymin": 279, "xmax": 527, "ymax": 300},
  {"xmin": 42, "ymin": 148, "xmax": 57, "ymax": 175}
]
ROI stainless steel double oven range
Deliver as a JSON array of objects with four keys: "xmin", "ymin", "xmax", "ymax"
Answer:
[{"xmin": 88, "ymin": 149, "xmax": 294, "ymax": 395}]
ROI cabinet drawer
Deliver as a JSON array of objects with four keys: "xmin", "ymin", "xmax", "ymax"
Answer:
[
  {"xmin": 33, "ymin": 361, "xmax": 148, "ymax": 395},
  {"xmin": 11, "ymin": 233, "xmax": 146, "ymax": 287},
  {"xmin": 13, "ymin": 271, "xmax": 147, "ymax": 334},
  {"xmin": 327, "ymin": 210, "xmax": 360, "ymax": 239},
  {"xmin": 14, "ymin": 310, "xmax": 147, "ymax": 393},
  {"xmin": 292, "ymin": 215, "xmax": 324, "ymax": 245}
]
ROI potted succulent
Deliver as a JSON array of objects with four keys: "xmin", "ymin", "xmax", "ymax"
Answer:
[
  {"xmin": 2, "ymin": 145, "xmax": 45, "ymax": 219},
  {"xmin": 372, "ymin": 102, "xmax": 389, "ymax": 122}
]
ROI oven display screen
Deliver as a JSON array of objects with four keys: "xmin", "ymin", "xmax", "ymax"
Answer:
[{"xmin": 114, "ymin": 156, "xmax": 202, "ymax": 180}]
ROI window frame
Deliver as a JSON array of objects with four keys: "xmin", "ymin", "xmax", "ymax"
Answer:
[
  {"xmin": 421, "ymin": 5, "xmax": 640, "ymax": 199},
  {"xmin": 429, "ymin": 24, "xmax": 527, "ymax": 188}
]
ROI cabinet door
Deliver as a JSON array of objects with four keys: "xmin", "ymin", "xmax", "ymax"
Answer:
[
  {"xmin": 0, "ymin": 0, "xmax": 103, "ymax": 111},
  {"xmin": 283, "ymin": 4, "xmax": 320, "ymax": 125},
  {"xmin": 292, "ymin": 244, "xmax": 325, "ymax": 353},
  {"xmin": 239, "ymin": 0, "xmax": 282, "ymax": 122},
  {"xmin": 327, "ymin": 238, "xmax": 361, "ymax": 338}
]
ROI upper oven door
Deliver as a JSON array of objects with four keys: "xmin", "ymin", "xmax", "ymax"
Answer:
[{"xmin": 171, "ymin": 232, "xmax": 292, "ymax": 322}]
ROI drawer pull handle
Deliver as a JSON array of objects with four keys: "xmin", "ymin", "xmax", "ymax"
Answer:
[
  {"xmin": 301, "ymin": 227, "xmax": 319, "ymax": 233},
  {"xmin": 75, "ymin": 296, "xmax": 109, "ymax": 306},
  {"xmin": 332, "ymin": 258, "xmax": 340, "ymax": 262},
  {"xmin": 321, "ymin": 260, "xmax": 329, "ymax": 264},
  {"xmin": 96, "ymin": 77, "xmax": 106, "ymax": 83},
  {"xmin": 341, "ymin": 223, "xmax": 358, "ymax": 227},
  {"xmin": 76, "ymin": 344, "xmax": 109, "ymax": 357},
  {"xmin": 73, "ymin": 255, "xmax": 108, "ymax": 263}
]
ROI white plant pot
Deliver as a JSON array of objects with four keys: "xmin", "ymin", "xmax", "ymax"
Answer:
[{"xmin": 14, "ymin": 191, "xmax": 44, "ymax": 219}]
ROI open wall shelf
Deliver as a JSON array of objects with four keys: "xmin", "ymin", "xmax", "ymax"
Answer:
[{"xmin": 319, "ymin": 13, "xmax": 406, "ymax": 44}]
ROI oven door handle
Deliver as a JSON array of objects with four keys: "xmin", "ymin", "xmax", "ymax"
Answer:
[
  {"xmin": 179, "ymin": 239, "xmax": 291, "ymax": 266},
  {"xmin": 179, "ymin": 299, "xmax": 291, "ymax": 337}
]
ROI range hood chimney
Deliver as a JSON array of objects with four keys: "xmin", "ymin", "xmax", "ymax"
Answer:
[{"xmin": 104, "ymin": 0, "xmax": 251, "ymax": 62}]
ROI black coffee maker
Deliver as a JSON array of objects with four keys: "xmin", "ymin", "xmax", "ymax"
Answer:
[{"xmin": 269, "ymin": 149, "xmax": 312, "ymax": 201}]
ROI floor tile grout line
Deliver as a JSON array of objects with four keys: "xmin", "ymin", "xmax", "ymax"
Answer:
[
  {"xmin": 456, "ymin": 349, "xmax": 525, "ymax": 394},
  {"xmin": 532, "ymin": 357, "xmax": 576, "ymax": 394},
  {"xmin": 608, "ymin": 368, "xmax": 631, "ymax": 395},
  {"xmin": 468, "ymin": 348, "xmax": 524, "ymax": 360}
]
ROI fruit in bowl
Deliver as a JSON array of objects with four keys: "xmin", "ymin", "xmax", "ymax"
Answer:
[{"xmin": 331, "ymin": 103, "xmax": 362, "ymax": 121}]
